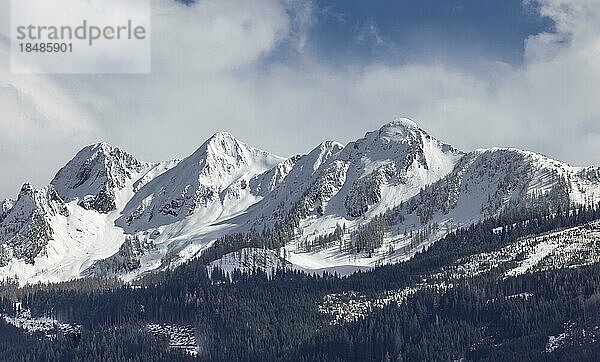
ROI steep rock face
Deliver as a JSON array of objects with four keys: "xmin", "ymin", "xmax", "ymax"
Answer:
[
  {"xmin": 401, "ymin": 148, "xmax": 600, "ymax": 225},
  {"xmin": 242, "ymin": 119, "xmax": 463, "ymax": 232},
  {"xmin": 51, "ymin": 143, "xmax": 148, "ymax": 213},
  {"xmin": 0, "ymin": 184, "xmax": 68, "ymax": 265},
  {"xmin": 2, "ymin": 118, "xmax": 600, "ymax": 283},
  {"xmin": 234, "ymin": 140, "xmax": 345, "ymax": 229},
  {"xmin": 84, "ymin": 235, "xmax": 155, "ymax": 276},
  {"xmin": 337, "ymin": 119, "xmax": 462, "ymax": 217},
  {"xmin": 248, "ymin": 156, "xmax": 299, "ymax": 197},
  {"xmin": 283, "ymin": 141, "xmax": 349, "ymax": 220},
  {"xmin": 573, "ymin": 167, "xmax": 600, "ymax": 203},
  {"xmin": 117, "ymin": 132, "xmax": 285, "ymax": 232}
]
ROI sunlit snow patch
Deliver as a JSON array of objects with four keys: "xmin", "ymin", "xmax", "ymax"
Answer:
[
  {"xmin": 147, "ymin": 323, "xmax": 199, "ymax": 357},
  {"xmin": 2, "ymin": 306, "xmax": 80, "ymax": 339}
]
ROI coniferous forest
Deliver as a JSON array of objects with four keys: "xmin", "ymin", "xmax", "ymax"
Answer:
[
  {"xmin": 1, "ymin": 205, "xmax": 600, "ymax": 361},
  {"xmin": 2, "ymin": 0, "xmax": 599, "ymax": 360}
]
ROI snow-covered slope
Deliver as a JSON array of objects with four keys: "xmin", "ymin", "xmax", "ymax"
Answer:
[
  {"xmin": 117, "ymin": 132, "xmax": 286, "ymax": 233},
  {"xmin": 275, "ymin": 147, "xmax": 600, "ymax": 272},
  {"xmin": 233, "ymin": 119, "xmax": 462, "ymax": 232},
  {"xmin": 206, "ymin": 119, "xmax": 464, "ymax": 271},
  {"xmin": 119, "ymin": 119, "xmax": 464, "ymax": 279},
  {"xmin": 403, "ymin": 148, "xmax": 600, "ymax": 225},
  {"xmin": 0, "ymin": 144, "xmax": 173, "ymax": 284},
  {"xmin": 87, "ymin": 133, "xmax": 289, "ymax": 278},
  {"xmin": 1, "ymin": 119, "xmax": 600, "ymax": 284},
  {"xmin": 205, "ymin": 121, "xmax": 599, "ymax": 274}
]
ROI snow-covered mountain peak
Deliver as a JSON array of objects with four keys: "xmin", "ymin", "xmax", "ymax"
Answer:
[
  {"xmin": 196, "ymin": 131, "xmax": 239, "ymax": 155},
  {"xmin": 346, "ymin": 118, "xmax": 460, "ymax": 161},
  {"xmin": 308, "ymin": 141, "xmax": 345, "ymax": 171},
  {"xmin": 374, "ymin": 118, "xmax": 431, "ymax": 143},
  {"xmin": 14, "ymin": 183, "xmax": 44, "ymax": 214},
  {"xmin": 19, "ymin": 182, "xmax": 34, "ymax": 195},
  {"xmin": 237, "ymin": 120, "xmax": 465, "ymax": 233},
  {"xmin": 117, "ymin": 133, "xmax": 286, "ymax": 232},
  {"xmin": 12, "ymin": 183, "xmax": 67, "ymax": 217},
  {"xmin": 51, "ymin": 142, "xmax": 149, "ymax": 213},
  {"xmin": 3, "ymin": 119, "xmax": 600, "ymax": 284},
  {"xmin": 1, "ymin": 198, "xmax": 14, "ymax": 215},
  {"xmin": 188, "ymin": 131, "xmax": 283, "ymax": 172},
  {"xmin": 74, "ymin": 142, "xmax": 129, "ymax": 161},
  {"xmin": 0, "ymin": 184, "xmax": 69, "ymax": 266},
  {"xmin": 90, "ymin": 141, "xmax": 114, "ymax": 153},
  {"xmin": 378, "ymin": 117, "xmax": 420, "ymax": 133},
  {"xmin": 181, "ymin": 132, "xmax": 284, "ymax": 182},
  {"xmin": 204, "ymin": 131, "xmax": 236, "ymax": 144}
]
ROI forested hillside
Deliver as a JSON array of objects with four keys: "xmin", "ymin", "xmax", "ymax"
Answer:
[{"xmin": 1, "ymin": 205, "xmax": 600, "ymax": 360}]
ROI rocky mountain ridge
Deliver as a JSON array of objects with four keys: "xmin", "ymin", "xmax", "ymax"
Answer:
[{"xmin": 1, "ymin": 118, "xmax": 599, "ymax": 284}]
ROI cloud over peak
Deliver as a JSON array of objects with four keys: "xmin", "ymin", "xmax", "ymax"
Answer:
[{"xmin": 0, "ymin": 0, "xmax": 599, "ymax": 199}]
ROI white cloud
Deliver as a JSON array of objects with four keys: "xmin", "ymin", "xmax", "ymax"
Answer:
[
  {"xmin": 151, "ymin": 0, "xmax": 291, "ymax": 73},
  {"xmin": 0, "ymin": 40, "xmax": 98, "ymax": 197},
  {"xmin": 1, "ymin": 0, "xmax": 599, "ymax": 199}
]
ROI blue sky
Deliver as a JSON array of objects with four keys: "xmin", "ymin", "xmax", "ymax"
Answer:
[
  {"xmin": 310, "ymin": 0, "xmax": 553, "ymax": 64},
  {"xmin": 303, "ymin": 0, "xmax": 553, "ymax": 66},
  {"xmin": 176, "ymin": 0, "xmax": 555, "ymax": 66}
]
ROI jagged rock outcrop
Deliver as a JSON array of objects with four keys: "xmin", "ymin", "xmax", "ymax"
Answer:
[
  {"xmin": 1, "ymin": 119, "xmax": 599, "ymax": 284},
  {"xmin": 84, "ymin": 235, "xmax": 155, "ymax": 276},
  {"xmin": 0, "ymin": 184, "xmax": 68, "ymax": 265},
  {"xmin": 0, "ymin": 198, "xmax": 15, "ymax": 223},
  {"xmin": 51, "ymin": 142, "xmax": 148, "ymax": 213}
]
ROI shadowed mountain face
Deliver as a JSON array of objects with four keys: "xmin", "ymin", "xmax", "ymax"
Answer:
[{"xmin": 1, "ymin": 119, "xmax": 599, "ymax": 284}]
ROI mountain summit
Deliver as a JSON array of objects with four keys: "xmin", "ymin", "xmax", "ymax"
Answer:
[
  {"xmin": 1, "ymin": 119, "xmax": 599, "ymax": 284},
  {"xmin": 51, "ymin": 142, "xmax": 149, "ymax": 213},
  {"xmin": 117, "ymin": 132, "xmax": 285, "ymax": 232},
  {"xmin": 0, "ymin": 183, "xmax": 68, "ymax": 266}
]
